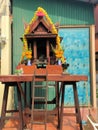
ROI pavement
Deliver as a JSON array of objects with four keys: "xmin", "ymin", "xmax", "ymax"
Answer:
[{"xmin": 2, "ymin": 107, "xmax": 95, "ymax": 130}]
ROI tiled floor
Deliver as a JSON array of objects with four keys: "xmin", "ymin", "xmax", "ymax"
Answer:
[{"xmin": 2, "ymin": 107, "xmax": 96, "ymax": 130}]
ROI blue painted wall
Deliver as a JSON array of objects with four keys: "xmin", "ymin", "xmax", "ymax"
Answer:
[{"xmin": 59, "ymin": 27, "xmax": 90, "ymax": 106}]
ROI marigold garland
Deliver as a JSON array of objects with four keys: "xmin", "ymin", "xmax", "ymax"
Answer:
[{"xmin": 20, "ymin": 7, "xmax": 65, "ymax": 63}]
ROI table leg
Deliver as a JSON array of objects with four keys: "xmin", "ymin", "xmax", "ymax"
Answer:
[
  {"xmin": 0, "ymin": 82, "xmax": 25, "ymax": 130},
  {"xmin": 17, "ymin": 85, "xmax": 24, "ymax": 130},
  {"xmin": 0, "ymin": 85, "xmax": 9, "ymax": 129},
  {"xmin": 73, "ymin": 82, "xmax": 83, "ymax": 130},
  {"xmin": 24, "ymin": 82, "xmax": 27, "ymax": 107},
  {"xmin": 59, "ymin": 82, "xmax": 65, "ymax": 130},
  {"xmin": 17, "ymin": 82, "xmax": 28, "ymax": 107},
  {"xmin": 56, "ymin": 82, "xmax": 60, "ymax": 129}
]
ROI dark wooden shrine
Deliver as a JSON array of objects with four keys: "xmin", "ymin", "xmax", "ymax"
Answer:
[
  {"xmin": 17, "ymin": 8, "xmax": 65, "ymax": 74},
  {"xmin": 25, "ymin": 16, "xmax": 57, "ymax": 66}
]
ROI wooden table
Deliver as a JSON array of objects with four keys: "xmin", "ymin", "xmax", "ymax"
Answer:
[{"xmin": 0, "ymin": 74, "xmax": 88, "ymax": 130}]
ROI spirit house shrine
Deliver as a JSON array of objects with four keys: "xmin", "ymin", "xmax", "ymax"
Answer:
[{"xmin": 17, "ymin": 7, "xmax": 67, "ymax": 74}]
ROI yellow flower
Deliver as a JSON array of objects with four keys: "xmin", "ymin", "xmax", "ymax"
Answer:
[
  {"xmin": 61, "ymin": 56, "xmax": 66, "ymax": 64},
  {"xmin": 26, "ymin": 54, "xmax": 32, "ymax": 59},
  {"xmin": 22, "ymin": 52, "xmax": 25, "ymax": 57}
]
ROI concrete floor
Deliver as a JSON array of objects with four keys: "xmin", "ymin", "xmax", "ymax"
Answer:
[{"xmin": 2, "ymin": 107, "xmax": 95, "ymax": 130}]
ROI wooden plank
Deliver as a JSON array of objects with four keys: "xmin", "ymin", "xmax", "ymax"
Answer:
[{"xmin": 0, "ymin": 74, "xmax": 87, "ymax": 82}]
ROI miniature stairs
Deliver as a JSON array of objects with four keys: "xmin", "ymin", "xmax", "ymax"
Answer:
[{"xmin": 31, "ymin": 69, "xmax": 48, "ymax": 130}]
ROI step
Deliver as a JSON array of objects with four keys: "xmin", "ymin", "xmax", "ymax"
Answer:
[
  {"xmin": 33, "ymin": 109, "xmax": 47, "ymax": 111},
  {"xmin": 31, "ymin": 121, "xmax": 46, "ymax": 125},
  {"xmin": 34, "ymin": 85, "xmax": 47, "ymax": 88},
  {"xmin": 33, "ymin": 97, "xmax": 47, "ymax": 100}
]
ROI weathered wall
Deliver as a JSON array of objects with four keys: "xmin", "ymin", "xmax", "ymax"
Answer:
[
  {"xmin": 13, "ymin": 0, "xmax": 94, "ymax": 71},
  {"xmin": 13, "ymin": 0, "xmax": 96, "ymax": 107},
  {"xmin": 0, "ymin": 0, "xmax": 14, "ymax": 115}
]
